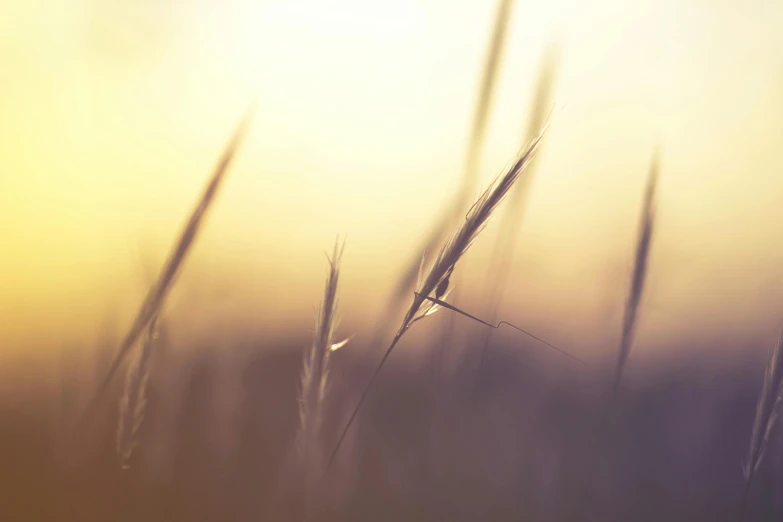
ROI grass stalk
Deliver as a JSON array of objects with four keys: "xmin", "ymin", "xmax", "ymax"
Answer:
[
  {"xmin": 75, "ymin": 106, "xmax": 256, "ymax": 434},
  {"xmin": 609, "ymin": 154, "xmax": 658, "ymax": 401},
  {"xmin": 366, "ymin": 0, "xmax": 516, "ymax": 352},
  {"xmin": 740, "ymin": 328, "xmax": 783, "ymax": 520},
  {"xmin": 568, "ymin": 153, "xmax": 658, "ymax": 517},
  {"xmin": 299, "ymin": 239, "xmax": 346, "ymax": 514},
  {"xmin": 327, "ymin": 120, "xmax": 549, "ymax": 471},
  {"xmin": 116, "ymin": 318, "xmax": 158, "ymax": 469}
]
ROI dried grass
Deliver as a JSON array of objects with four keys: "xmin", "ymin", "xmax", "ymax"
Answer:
[
  {"xmin": 611, "ymin": 154, "xmax": 658, "ymax": 398},
  {"xmin": 327, "ymin": 120, "xmax": 549, "ymax": 469},
  {"xmin": 298, "ymin": 239, "xmax": 347, "ymax": 511},
  {"xmin": 116, "ymin": 318, "xmax": 158, "ymax": 469},
  {"xmin": 741, "ymin": 328, "xmax": 783, "ymax": 517},
  {"xmin": 367, "ymin": 0, "xmax": 516, "ymax": 352},
  {"xmin": 75, "ymin": 106, "xmax": 256, "ymax": 434}
]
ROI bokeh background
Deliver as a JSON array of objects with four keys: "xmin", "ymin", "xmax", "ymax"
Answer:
[{"xmin": 2, "ymin": 0, "xmax": 783, "ymax": 520}]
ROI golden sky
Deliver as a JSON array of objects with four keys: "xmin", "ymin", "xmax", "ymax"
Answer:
[{"xmin": 2, "ymin": 0, "xmax": 783, "ymax": 363}]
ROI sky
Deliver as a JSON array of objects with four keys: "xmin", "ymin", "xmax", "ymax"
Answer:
[{"xmin": 2, "ymin": 0, "xmax": 783, "ymax": 365}]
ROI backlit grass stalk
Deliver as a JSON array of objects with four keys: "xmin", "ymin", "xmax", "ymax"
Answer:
[
  {"xmin": 299, "ymin": 240, "xmax": 347, "ymax": 511},
  {"xmin": 570, "ymin": 154, "xmax": 658, "ymax": 518},
  {"xmin": 327, "ymin": 121, "xmax": 548, "ymax": 470},
  {"xmin": 435, "ymin": 0, "xmax": 519, "ymax": 416},
  {"xmin": 116, "ymin": 318, "xmax": 158, "ymax": 470},
  {"xmin": 740, "ymin": 329, "xmax": 783, "ymax": 519},
  {"xmin": 610, "ymin": 155, "xmax": 657, "ymax": 400},
  {"xmin": 367, "ymin": 0, "xmax": 515, "ymax": 350},
  {"xmin": 75, "ymin": 106, "xmax": 255, "ymax": 433}
]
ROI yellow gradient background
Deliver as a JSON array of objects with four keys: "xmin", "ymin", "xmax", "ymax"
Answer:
[{"xmin": 2, "ymin": 0, "xmax": 783, "ymax": 366}]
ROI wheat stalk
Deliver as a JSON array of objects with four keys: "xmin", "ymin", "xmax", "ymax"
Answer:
[
  {"xmin": 433, "ymin": 0, "xmax": 521, "ymax": 425},
  {"xmin": 74, "ymin": 106, "xmax": 255, "ymax": 434},
  {"xmin": 116, "ymin": 318, "xmax": 158, "ymax": 469},
  {"xmin": 568, "ymin": 153, "xmax": 658, "ymax": 518},
  {"xmin": 366, "ymin": 0, "xmax": 516, "ymax": 352},
  {"xmin": 327, "ymin": 120, "xmax": 549, "ymax": 470},
  {"xmin": 298, "ymin": 239, "xmax": 348, "ymax": 514},
  {"xmin": 300, "ymin": 242, "xmax": 346, "ymax": 461},
  {"xmin": 461, "ymin": 0, "xmax": 516, "ymax": 198},
  {"xmin": 740, "ymin": 329, "xmax": 783, "ymax": 518},
  {"xmin": 610, "ymin": 154, "xmax": 658, "ymax": 399}
]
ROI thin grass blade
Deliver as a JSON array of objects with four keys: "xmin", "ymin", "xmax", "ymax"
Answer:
[
  {"xmin": 611, "ymin": 153, "xmax": 658, "ymax": 397},
  {"xmin": 299, "ymin": 239, "xmax": 345, "ymax": 515},
  {"xmin": 75, "ymin": 106, "xmax": 256, "ymax": 434},
  {"xmin": 327, "ymin": 121, "xmax": 548, "ymax": 471},
  {"xmin": 116, "ymin": 318, "xmax": 157, "ymax": 469},
  {"xmin": 366, "ymin": 0, "xmax": 516, "ymax": 351},
  {"xmin": 740, "ymin": 329, "xmax": 783, "ymax": 518}
]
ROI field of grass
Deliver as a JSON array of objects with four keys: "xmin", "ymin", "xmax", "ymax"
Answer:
[
  {"xmin": 4, "ymin": 334, "xmax": 781, "ymax": 521},
  {"xmin": 3, "ymin": 1, "xmax": 783, "ymax": 521}
]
